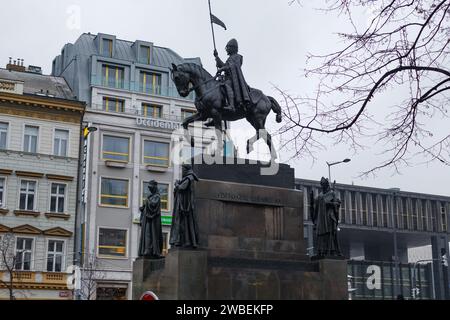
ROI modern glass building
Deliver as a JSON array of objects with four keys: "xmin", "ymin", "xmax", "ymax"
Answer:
[{"xmin": 296, "ymin": 178, "xmax": 450, "ymax": 299}]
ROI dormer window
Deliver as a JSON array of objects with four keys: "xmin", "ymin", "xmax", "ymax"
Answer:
[
  {"xmin": 139, "ymin": 45, "xmax": 151, "ymax": 64},
  {"xmin": 102, "ymin": 38, "xmax": 113, "ymax": 58}
]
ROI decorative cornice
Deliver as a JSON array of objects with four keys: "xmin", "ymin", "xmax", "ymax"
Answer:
[
  {"xmin": 43, "ymin": 227, "xmax": 73, "ymax": 237},
  {"xmin": 0, "ymin": 283, "xmax": 68, "ymax": 290},
  {"xmin": 0, "ymin": 169, "xmax": 13, "ymax": 175},
  {"xmin": 13, "ymin": 210, "xmax": 40, "ymax": 218},
  {"xmin": 11, "ymin": 224, "xmax": 42, "ymax": 235},
  {"xmin": 0, "ymin": 208, "xmax": 9, "ymax": 215},
  {"xmin": 46, "ymin": 174, "xmax": 74, "ymax": 181},
  {"xmin": 0, "ymin": 92, "xmax": 85, "ymax": 113},
  {"xmin": 45, "ymin": 212, "xmax": 71, "ymax": 220},
  {"xmin": 15, "ymin": 171, "xmax": 44, "ymax": 178},
  {"xmin": 0, "ymin": 224, "xmax": 11, "ymax": 233},
  {"xmin": 0, "ymin": 105, "xmax": 81, "ymax": 124}
]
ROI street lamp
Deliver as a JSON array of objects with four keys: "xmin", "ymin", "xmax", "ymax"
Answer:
[
  {"xmin": 326, "ymin": 158, "xmax": 351, "ymax": 182},
  {"xmin": 83, "ymin": 126, "xmax": 97, "ymax": 139}
]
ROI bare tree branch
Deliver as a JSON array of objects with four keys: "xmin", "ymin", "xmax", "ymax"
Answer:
[{"xmin": 279, "ymin": 0, "xmax": 450, "ymax": 175}]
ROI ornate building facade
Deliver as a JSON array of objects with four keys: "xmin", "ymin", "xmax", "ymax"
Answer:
[{"xmin": 0, "ymin": 62, "xmax": 85, "ymax": 299}]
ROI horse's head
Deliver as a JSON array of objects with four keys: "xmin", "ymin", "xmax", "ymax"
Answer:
[{"xmin": 171, "ymin": 63, "xmax": 192, "ymax": 97}]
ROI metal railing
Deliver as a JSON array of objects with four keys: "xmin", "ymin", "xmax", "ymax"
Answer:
[
  {"xmin": 89, "ymin": 103, "xmax": 191, "ymax": 122},
  {"xmin": 90, "ymin": 76, "xmax": 195, "ymax": 101}
]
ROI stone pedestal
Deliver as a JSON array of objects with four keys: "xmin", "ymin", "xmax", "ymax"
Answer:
[
  {"xmin": 132, "ymin": 257, "xmax": 165, "ymax": 300},
  {"xmin": 132, "ymin": 162, "xmax": 348, "ymax": 300}
]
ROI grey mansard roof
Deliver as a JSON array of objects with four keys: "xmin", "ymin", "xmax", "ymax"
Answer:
[
  {"xmin": 51, "ymin": 33, "xmax": 202, "ymax": 102},
  {"xmin": 0, "ymin": 68, "xmax": 77, "ymax": 100},
  {"xmin": 69, "ymin": 33, "xmax": 200, "ymax": 68}
]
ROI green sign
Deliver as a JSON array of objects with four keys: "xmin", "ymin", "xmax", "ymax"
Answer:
[{"xmin": 161, "ymin": 215, "xmax": 172, "ymax": 225}]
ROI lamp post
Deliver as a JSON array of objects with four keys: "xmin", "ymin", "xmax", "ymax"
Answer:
[
  {"xmin": 75, "ymin": 124, "xmax": 97, "ymax": 300},
  {"xmin": 326, "ymin": 158, "xmax": 351, "ymax": 182}
]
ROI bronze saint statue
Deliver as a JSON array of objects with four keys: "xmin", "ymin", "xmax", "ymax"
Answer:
[
  {"xmin": 214, "ymin": 38, "xmax": 252, "ymax": 112},
  {"xmin": 310, "ymin": 177, "xmax": 342, "ymax": 257},
  {"xmin": 138, "ymin": 180, "xmax": 163, "ymax": 258},
  {"xmin": 169, "ymin": 164, "xmax": 199, "ymax": 248}
]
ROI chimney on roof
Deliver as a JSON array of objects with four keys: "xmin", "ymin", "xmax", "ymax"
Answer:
[{"xmin": 6, "ymin": 57, "xmax": 26, "ymax": 72}]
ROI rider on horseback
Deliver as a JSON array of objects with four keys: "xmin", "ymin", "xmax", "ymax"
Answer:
[{"xmin": 214, "ymin": 39, "xmax": 252, "ymax": 113}]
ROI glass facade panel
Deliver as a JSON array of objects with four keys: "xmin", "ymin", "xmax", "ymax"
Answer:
[
  {"xmin": 100, "ymin": 178, "xmax": 128, "ymax": 207},
  {"xmin": 140, "ymin": 71, "xmax": 161, "ymax": 95},
  {"xmin": 371, "ymin": 194, "xmax": 378, "ymax": 227},
  {"xmin": 143, "ymin": 141, "xmax": 169, "ymax": 167},
  {"xmin": 102, "ymin": 135, "xmax": 130, "ymax": 162},
  {"xmin": 102, "ymin": 65, "xmax": 124, "ymax": 89},
  {"xmin": 102, "ymin": 97, "xmax": 125, "ymax": 113},
  {"xmin": 98, "ymin": 228, "xmax": 127, "ymax": 257},
  {"xmin": 142, "ymin": 103, "xmax": 162, "ymax": 118}
]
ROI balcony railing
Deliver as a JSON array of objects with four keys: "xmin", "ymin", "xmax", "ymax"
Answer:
[
  {"xmin": 90, "ymin": 76, "xmax": 195, "ymax": 101},
  {"xmin": 90, "ymin": 103, "xmax": 192, "ymax": 122}
]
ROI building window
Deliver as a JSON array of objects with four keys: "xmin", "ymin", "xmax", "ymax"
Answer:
[
  {"xmin": 102, "ymin": 38, "xmax": 113, "ymax": 57},
  {"xmin": 421, "ymin": 199, "xmax": 428, "ymax": 231},
  {"xmin": 393, "ymin": 197, "xmax": 399, "ymax": 229},
  {"xmin": 140, "ymin": 71, "xmax": 161, "ymax": 95},
  {"xmin": 431, "ymin": 202, "xmax": 438, "ymax": 232},
  {"xmin": 143, "ymin": 140, "xmax": 169, "ymax": 167},
  {"xmin": 100, "ymin": 178, "xmax": 128, "ymax": 207},
  {"xmin": 142, "ymin": 181, "xmax": 169, "ymax": 211},
  {"xmin": 371, "ymin": 194, "xmax": 378, "ymax": 227},
  {"xmin": 0, "ymin": 177, "xmax": 5, "ymax": 207},
  {"xmin": 103, "ymin": 97, "xmax": 125, "ymax": 113},
  {"xmin": 50, "ymin": 183, "xmax": 66, "ymax": 213},
  {"xmin": 19, "ymin": 180, "xmax": 36, "ymax": 211},
  {"xmin": 441, "ymin": 203, "xmax": 447, "ymax": 232},
  {"xmin": 98, "ymin": 228, "xmax": 127, "ymax": 257},
  {"xmin": 181, "ymin": 109, "xmax": 195, "ymax": 120},
  {"xmin": 139, "ymin": 45, "xmax": 151, "ymax": 64},
  {"xmin": 47, "ymin": 240, "xmax": 64, "ymax": 272},
  {"xmin": 102, "ymin": 65, "xmax": 124, "ymax": 89},
  {"xmin": 142, "ymin": 103, "xmax": 162, "ymax": 118},
  {"xmin": 53, "ymin": 129, "xmax": 69, "ymax": 157},
  {"xmin": 381, "ymin": 195, "xmax": 388, "ymax": 228},
  {"xmin": 339, "ymin": 190, "xmax": 346, "ymax": 224},
  {"xmin": 96, "ymin": 286, "xmax": 127, "ymax": 300},
  {"xmin": 350, "ymin": 192, "xmax": 357, "ymax": 224},
  {"xmin": 411, "ymin": 199, "xmax": 419, "ymax": 230},
  {"xmin": 361, "ymin": 192, "xmax": 368, "ymax": 226},
  {"xmin": 15, "ymin": 238, "xmax": 33, "ymax": 271},
  {"xmin": 102, "ymin": 135, "xmax": 130, "ymax": 162},
  {"xmin": 401, "ymin": 198, "xmax": 409, "ymax": 229},
  {"xmin": 0, "ymin": 122, "xmax": 8, "ymax": 149},
  {"xmin": 23, "ymin": 125, "xmax": 39, "ymax": 153}
]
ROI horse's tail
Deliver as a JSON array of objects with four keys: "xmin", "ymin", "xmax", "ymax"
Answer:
[{"xmin": 268, "ymin": 96, "xmax": 282, "ymax": 123}]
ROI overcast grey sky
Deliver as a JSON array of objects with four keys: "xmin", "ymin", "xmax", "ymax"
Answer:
[{"xmin": 0, "ymin": 0, "xmax": 448, "ymax": 196}]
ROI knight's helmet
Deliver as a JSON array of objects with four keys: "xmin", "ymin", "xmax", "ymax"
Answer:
[{"xmin": 226, "ymin": 38, "xmax": 238, "ymax": 53}]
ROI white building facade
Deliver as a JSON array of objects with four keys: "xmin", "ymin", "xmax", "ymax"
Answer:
[{"xmin": 52, "ymin": 33, "xmax": 206, "ymax": 299}]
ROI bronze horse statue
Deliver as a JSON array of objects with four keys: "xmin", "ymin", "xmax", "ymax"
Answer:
[{"xmin": 171, "ymin": 63, "xmax": 282, "ymax": 158}]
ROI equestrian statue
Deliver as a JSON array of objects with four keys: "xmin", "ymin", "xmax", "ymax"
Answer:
[{"xmin": 171, "ymin": 38, "xmax": 282, "ymax": 159}]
